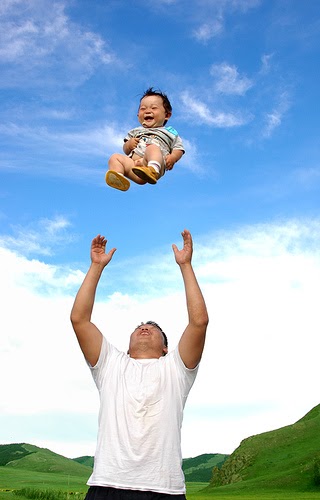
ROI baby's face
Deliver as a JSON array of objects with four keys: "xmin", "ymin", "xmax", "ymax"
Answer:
[{"xmin": 137, "ymin": 95, "xmax": 171, "ymax": 128}]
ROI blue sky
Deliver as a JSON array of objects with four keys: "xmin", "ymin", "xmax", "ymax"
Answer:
[{"xmin": 1, "ymin": 0, "xmax": 320, "ymax": 461}]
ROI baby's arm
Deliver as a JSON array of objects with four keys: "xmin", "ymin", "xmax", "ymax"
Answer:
[{"xmin": 165, "ymin": 149, "xmax": 184, "ymax": 171}]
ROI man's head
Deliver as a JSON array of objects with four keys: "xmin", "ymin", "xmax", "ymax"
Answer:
[
  {"xmin": 138, "ymin": 87, "xmax": 172, "ymax": 128},
  {"xmin": 128, "ymin": 321, "xmax": 168, "ymax": 358}
]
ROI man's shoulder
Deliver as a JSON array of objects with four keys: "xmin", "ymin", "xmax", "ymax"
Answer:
[{"xmin": 94, "ymin": 337, "xmax": 124, "ymax": 366}]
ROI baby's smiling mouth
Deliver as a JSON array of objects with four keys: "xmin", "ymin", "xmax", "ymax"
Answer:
[{"xmin": 142, "ymin": 116, "xmax": 155, "ymax": 127}]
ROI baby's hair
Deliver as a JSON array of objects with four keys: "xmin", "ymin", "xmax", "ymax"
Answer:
[{"xmin": 140, "ymin": 87, "xmax": 172, "ymax": 122}]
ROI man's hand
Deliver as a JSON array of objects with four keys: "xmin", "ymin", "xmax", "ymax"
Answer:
[
  {"xmin": 91, "ymin": 235, "xmax": 116, "ymax": 267},
  {"xmin": 172, "ymin": 229, "xmax": 193, "ymax": 266},
  {"xmin": 174, "ymin": 229, "xmax": 208, "ymax": 369}
]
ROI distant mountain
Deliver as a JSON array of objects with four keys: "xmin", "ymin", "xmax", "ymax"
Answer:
[
  {"xmin": 0, "ymin": 443, "xmax": 222, "ymax": 483},
  {"xmin": 209, "ymin": 404, "xmax": 320, "ymax": 492},
  {"xmin": 73, "ymin": 455, "xmax": 94, "ymax": 468},
  {"xmin": 0, "ymin": 443, "xmax": 92, "ymax": 475},
  {"xmin": 72, "ymin": 452, "xmax": 228, "ymax": 482}
]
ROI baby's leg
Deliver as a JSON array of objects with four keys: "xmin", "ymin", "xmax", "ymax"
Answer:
[
  {"xmin": 131, "ymin": 144, "xmax": 164, "ymax": 185},
  {"xmin": 108, "ymin": 153, "xmax": 133, "ymax": 174},
  {"xmin": 108, "ymin": 153, "xmax": 146, "ymax": 185},
  {"xmin": 143, "ymin": 144, "xmax": 164, "ymax": 171},
  {"xmin": 133, "ymin": 144, "xmax": 165, "ymax": 184}
]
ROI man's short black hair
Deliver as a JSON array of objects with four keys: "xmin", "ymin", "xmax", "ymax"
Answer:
[{"xmin": 144, "ymin": 320, "xmax": 168, "ymax": 348}]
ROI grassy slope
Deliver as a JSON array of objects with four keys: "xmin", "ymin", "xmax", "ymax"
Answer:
[
  {"xmin": 0, "ymin": 444, "xmax": 214, "ymax": 491},
  {"xmin": 72, "ymin": 456, "xmax": 94, "ymax": 468},
  {"xmin": 0, "ymin": 444, "xmax": 34, "ymax": 466},
  {"xmin": 208, "ymin": 404, "xmax": 320, "ymax": 493},
  {"xmin": 3, "ymin": 444, "xmax": 92, "ymax": 476},
  {"xmin": 73, "ymin": 453, "xmax": 229, "ymax": 482},
  {"xmin": 183, "ymin": 453, "xmax": 229, "ymax": 482}
]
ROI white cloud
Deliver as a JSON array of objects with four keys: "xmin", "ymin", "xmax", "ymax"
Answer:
[
  {"xmin": 0, "ymin": 0, "xmax": 116, "ymax": 87},
  {"xmin": 262, "ymin": 91, "xmax": 291, "ymax": 138},
  {"xmin": 259, "ymin": 53, "xmax": 274, "ymax": 75},
  {"xmin": 0, "ymin": 215, "xmax": 74, "ymax": 256},
  {"xmin": 193, "ymin": 19, "xmax": 224, "ymax": 42},
  {"xmin": 190, "ymin": 0, "xmax": 261, "ymax": 44},
  {"xmin": 178, "ymin": 138, "xmax": 205, "ymax": 174},
  {"xmin": 180, "ymin": 91, "xmax": 249, "ymax": 127},
  {"xmin": 0, "ymin": 123, "xmax": 125, "ymax": 162},
  {"xmin": 1, "ymin": 217, "xmax": 320, "ymax": 457},
  {"xmin": 210, "ymin": 62, "xmax": 253, "ymax": 95}
]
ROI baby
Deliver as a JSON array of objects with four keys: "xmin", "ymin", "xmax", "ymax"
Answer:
[{"xmin": 106, "ymin": 87, "xmax": 185, "ymax": 191}]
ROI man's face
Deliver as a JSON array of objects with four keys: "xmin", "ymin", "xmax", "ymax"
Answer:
[
  {"xmin": 129, "ymin": 323, "xmax": 168, "ymax": 357},
  {"xmin": 137, "ymin": 95, "xmax": 171, "ymax": 128}
]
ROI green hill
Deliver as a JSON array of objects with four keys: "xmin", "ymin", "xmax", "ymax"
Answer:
[
  {"xmin": 0, "ymin": 443, "xmax": 35, "ymax": 466},
  {"xmin": 73, "ymin": 456, "xmax": 94, "ymax": 468},
  {"xmin": 182, "ymin": 453, "xmax": 229, "ymax": 482},
  {"xmin": 72, "ymin": 452, "xmax": 228, "ymax": 482},
  {"xmin": 0, "ymin": 443, "xmax": 92, "ymax": 475},
  {"xmin": 73, "ymin": 453, "xmax": 228, "ymax": 482},
  {"xmin": 0, "ymin": 444, "xmax": 220, "ymax": 483},
  {"xmin": 209, "ymin": 403, "xmax": 320, "ymax": 493}
]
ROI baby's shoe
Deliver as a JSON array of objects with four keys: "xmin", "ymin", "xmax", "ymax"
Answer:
[
  {"xmin": 132, "ymin": 166, "xmax": 160, "ymax": 185},
  {"xmin": 105, "ymin": 171, "xmax": 130, "ymax": 191}
]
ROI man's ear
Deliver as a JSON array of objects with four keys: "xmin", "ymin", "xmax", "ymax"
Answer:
[{"xmin": 163, "ymin": 346, "xmax": 168, "ymax": 356}]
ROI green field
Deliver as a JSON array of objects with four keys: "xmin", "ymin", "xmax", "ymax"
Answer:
[
  {"xmin": 188, "ymin": 481, "xmax": 320, "ymax": 499},
  {"xmin": 2, "ymin": 431, "xmax": 320, "ymax": 500},
  {"xmin": 189, "ymin": 493, "xmax": 320, "ymax": 499},
  {"xmin": 1, "ymin": 471, "xmax": 320, "ymax": 500},
  {"xmin": 0, "ymin": 467, "xmax": 88, "ymax": 500}
]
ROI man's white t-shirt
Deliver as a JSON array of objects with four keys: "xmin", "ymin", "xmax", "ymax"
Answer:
[{"xmin": 87, "ymin": 337, "xmax": 198, "ymax": 494}]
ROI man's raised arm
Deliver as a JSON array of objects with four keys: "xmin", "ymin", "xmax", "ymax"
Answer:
[
  {"xmin": 70, "ymin": 235, "xmax": 116, "ymax": 366},
  {"xmin": 172, "ymin": 230, "xmax": 209, "ymax": 369}
]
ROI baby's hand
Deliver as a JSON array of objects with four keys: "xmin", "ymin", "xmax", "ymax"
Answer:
[
  {"xmin": 165, "ymin": 154, "xmax": 175, "ymax": 170},
  {"xmin": 127, "ymin": 137, "xmax": 139, "ymax": 151}
]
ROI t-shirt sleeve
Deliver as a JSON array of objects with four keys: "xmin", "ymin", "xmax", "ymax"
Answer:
[
  {"xmin": 171, "ymin": 345, "xmax": 199, "ymax": 397},
  {"xmin": 172, "ymin": 135, "xmax": 185, "ymax": 153},
  {"xmin": 124, "ymin": 128, "xmax": 136, "ymax": 143},
  {"xmin": 88, "ymin": 336, "xmax": 111, "ymax": 389}
]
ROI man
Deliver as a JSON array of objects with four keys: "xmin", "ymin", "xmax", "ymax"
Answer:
[{"xmin": 70, "ymin": 229, "xmax": 209, "ymax": 500}]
